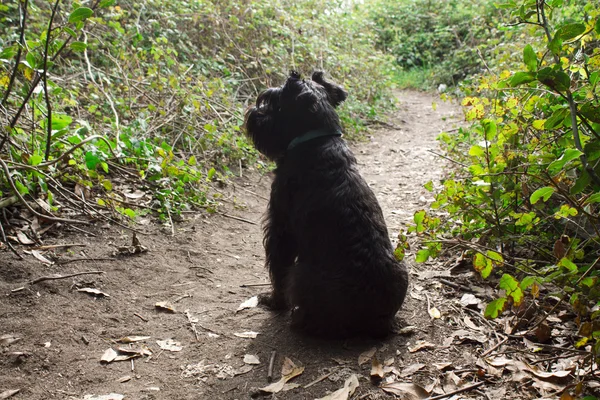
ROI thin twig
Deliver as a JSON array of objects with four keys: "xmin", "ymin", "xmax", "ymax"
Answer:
[
  {"xmin": 426, "ymin": 381, "xmax": 485, "ymax": 400},
  {"xmin": 33, "ymin": 243, "xmax": 86, "ymax": 250},
  {"xmin": 240, "ymin": 283, "xmax": 270, "ymax": 288},
  {"xmin": 29, "ymin": 270, "xmax": 105, "ymax": 285},
  {"xmin": 480, "ymin": 337, "xmax": 508, "ymax": 357},
  {"xmin": 58, "ymin": 257, "xmax": 115, "ymax": 266},
  {"xmin": 220, "ymin": 213, "xmax": 257, "ymax": 225},
  {"xmin": 267, "ymin": 350, "xmax": 277, "ymax": 383},
  {"xmin": 427, "ymin": 150, "xmax": 468, "ymax": 168}
]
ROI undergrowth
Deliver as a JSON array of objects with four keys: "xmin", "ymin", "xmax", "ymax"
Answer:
[{"xmin": 0, "ymin": 0, "xmax": 395, "ymax": 226}]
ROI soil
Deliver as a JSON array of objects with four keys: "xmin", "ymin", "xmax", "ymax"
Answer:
[{"xmin": 1, "ymin": 91, "xmax": 476, "ymax": 399}]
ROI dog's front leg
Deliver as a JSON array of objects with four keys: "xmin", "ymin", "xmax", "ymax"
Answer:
[{"xmin": 260, "ymin": 196, "xmax": 297, "ymax": 310}]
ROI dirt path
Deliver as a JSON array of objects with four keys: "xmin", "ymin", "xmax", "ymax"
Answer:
[{"xmin": 1, "ymin": 91, "xmax": 470, "ymax": 400}]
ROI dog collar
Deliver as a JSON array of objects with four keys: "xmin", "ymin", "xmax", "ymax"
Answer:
[{"xmin": 287, "ymin": 129, "xmax": 343, "ymax": 150}]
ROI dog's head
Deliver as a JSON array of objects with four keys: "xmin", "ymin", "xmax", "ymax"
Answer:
[{"xmin": 244, "ymin": 71, "xmax": 348, "ymax": 160}]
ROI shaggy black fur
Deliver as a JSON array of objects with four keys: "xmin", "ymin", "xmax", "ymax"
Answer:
[{"xmin": 244, "ymin": 71, "xmax": 408, "ymax": 338}]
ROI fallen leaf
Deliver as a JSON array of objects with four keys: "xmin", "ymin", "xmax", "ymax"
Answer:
[
  {"xmin": 31, "ymin": 250, "xmax": 53, "ymax": 265},
  {"xmin": 83, "ymin": 395, "xmax": 124, "ymax": 400},
  {"xmin": 16, "ymin": 232, "xmax": 34, "ymax": 245},
  {"xmin": 259, "ymin": 357, "xmax": 304, "ymax": 394},
  {"xmin": 0, "ymin": 334, "xmax": 21, "ymax": 346},
  {"xmin": 235, "ymin": 365, "xmax": 254, "ymax": 375},
  {"xmin": 117, "ymin": 336, "xmax": 151, "ymax": 343},
  {"xmin": 155, "ymin": 301, "xmax": 176, "ymax": 313},
  {"xmin": 400, "ymin": 363, "xmax": 425, "ymax": 377},
  {"xmin": 244, "ymin": 354, "xmax": 260, "ymax": 365},
  {"xmin": 77, "ymin": 288, "xmax": 110, "ymax": 297},
  {"xmin": 315, "ymin": 374, "xmax": 359, "ymax": 400},
  {"xmin": 123, "ymin": 190, "xmax": 146, "ymax": 200},
  {"xmin": 486, "ymin": 356, "xmax": 513, "ymax": 367},
  {"xmin": 101, "ymin": 348, "xmax": 118, "ymax": 364},
  {"xmin": 234, "ymin": 331, "xmax": 259, "ymax": 339},
  {"xmin": 371, "ymin": 358, "xmax": 384, "ymax": 381},
  {"xmin": 358, "ymin": 347, "xmax": 377, "ymax": 366},
  {"xmin": 428, "ymin": 306, "xmax": 441, "ymax": 319},
  {"xmin": 460, "ymin": 293, "xmax": 481, "ymax": 308},
  {"xmin": 408, "ymin": 341, "xmax": 435, "ymax": 353},
  {"xmin": 397, "ymin": 326, "xmax": 418, "ymax": 335},
  {"xmin": 156, "ymin": 339, "xmax": 182, "ymax": 352},
  {"xmin": 381, "ymin": 382, "xmax": 429, "ymax": 399},
  {"xmin": 236, "ymin": 296, "xmax": 258, "ymax": 312},
  {"xmin": 463, "ymin": 316, "xmax": 482, "ymax": 331},
  {"xmin": 117, "ymin": 376, "xmax": 131, "ymax": 383},
  {"xmin": 0, "ymin": 390, "xmax": 20, "ymax": 399},
  {"xmin": 432, "ymin": 362, "xmax": 452, "ymax": 371}
]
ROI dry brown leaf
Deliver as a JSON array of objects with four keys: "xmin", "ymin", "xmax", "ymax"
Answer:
[
  {"xmin": 0, "ymin": 390, "xmax": 20, "ymax": 400},
  {"xmin": 358, "ymin": 347, "xmax": 377, "ymax": 366},
  {"xmin": 315, "ymin": 374, "xmax": 359, "ymax": 400},
  {"xmin": 235, "ymin": 365, "xmax": 254, "ymax": 376},
  {"xmin": 486, "ymin": 356, "xmax": 513, "ymax": 367},
  {"xmin": 432, "ymin": 362, "xmax": 452, "ymax": 371},
  {"xmin": 100, "ymin": 348, "xmax": 118, "ymax": 364},
  {"xmin": 381, "ymin": 382, "xmax": 429, "ymax": 399},
  {"xmin": 428, "ymin": 306, "xmax": 441, "ymax": 319},
  {"xmin": 408, "ymin": 341, "xmax": 435, "ymax": 353},
  {"xmin": 116, "ymin": 346, "xmax": 152, "ymax": 357},
  {"xmin": 259, "ymin": 357, "xmax": 304, "ymax": 394},
  {"xmin": 234, "ymin": 331, "xmax": 259, "ymax": 339},
  {"xmin": 77, "ymin": 288, "xmax": 110, "ymax": 297},
  {"xmin": 0, "ymin": 334, "xmax": 21, "ymax": 346},
  {"xmin": 117, "ymin": 376, "xmax": 131, "ymax": 383},
  {"xmin": 156, "ymin": 339, "xmax": 182, "ymax": 352},
  {"xmin": 370, "ymin": 358, "xmax": 384, "ymax": 381},
  {"xmin": 117, "ymin": 336, "xmax": 151, "ymax": 343},
  {"xmin": 400, "ymin": 363, "xmax": 425, "ymax": 377},
  {"xmin": 16, "ymin": 232, "xmax": 34, "ymax": 245},
  {"xmin": 236, "ymin": 296, "xmax": 258, "ymax": 312},
  {"xmin": 397, "ymin": 325, "xmax": 418, "ymax": 335},
  {"xmin": 534, "ymin": 322, "xmax": 552, "ymax": 343},
  {"xmin": 463, "ymin": 316, "xmax": 482, "ymax": 331},
  {"xmin": 460, "ymin": 293, "xmax": 481, "ymax": 308},
  {"xmin": 155, "ymin": 301, "xmax": 176, "ymax": 313},
  {"xmin": 442, "ymin": 371, "xmax": 462, "ymax": 393},
  {"xmin": 31, "ymin": 250, "xmax": 53, "ymax": 265},
  {"xmin": 243, "ymin": 354, "xmax": 260, "ymax": 365}
]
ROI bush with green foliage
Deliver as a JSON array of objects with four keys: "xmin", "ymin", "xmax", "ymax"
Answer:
[
  {"xmin": 0, "ymin": 0, "xmax": 395, "ymax": 222},
  {"xmin": 409, "ymin": 0, "xmax": 600, "ymax": 363},
  {"xmin": 368, "ymin": 0, "xmax": 501, "ymax": 88}
]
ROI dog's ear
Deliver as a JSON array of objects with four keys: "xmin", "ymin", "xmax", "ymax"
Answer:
[{"xmin": 311, "ymin": 71, "xmax": 348, "ymax": 108}]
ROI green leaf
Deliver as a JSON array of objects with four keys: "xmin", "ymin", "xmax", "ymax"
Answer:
[
  {"xmin": 85, "ymin": 152, "xmax": 100, "ymax": 170},
  {"xmin": 188, "ymin": 155, "xmax": 197, "ymax": 166},
  {"xmin": 486, "ymin": 250, "xmax": 504, "ymax": 264},
  {"xmin": 64, "ymin": 27, "xmax": 77, "ymax": 38},
  {"xmin": 51, "ymin": 114, "xmax": 73, "ymax": 130},
  {"xmin": 469, "ymin": 145, "xmax": 485, "ymax": 157},
  {"xmin": 520, "ymin": 276, "xmax": 537, "ymax": 290},
  {"xmin": 415, "ymin": 249, "xmax": 430, "ymax": 263},
  {"xmin": 570, "ymin": 171, "xmax": 590, "ymax": 195},
  {"xmin": 0, "ymin": 46, "xmax": 17, "ymax": 61},
  {"xmin": 393, "ymin": 246, "xmax": 405, "ymax": 262},
  {"xmin": 509, "ymin": 71, "xmax": 536, "ymax": 86},
  {"xmin": 555, "ymin": 23, "xmax": 586, "ymax": 41},
  {"xmin": 523, "ymin": 44, "xmax": 537, "ymax": 72},
  {"xmin": 596, "ymin": 18, "xmax": 600, "ymax": 35},
  {"xmin": 544, "ymin": 107, "xmax": 569, "ymax": 130},
  {"xmin": 29, "ymin": 154, "xmax": 43, "ymax": 166},
  {"xmin": 530, "ymin": 186, "xmax": 555, "ymax": 204},
  {"xmin": 68, "ymin": 7, "xmax": 93, "ymax": 24},
  {"xmin": 537, "ymin": 67, "xmax": 570, "ymax": 92},
  {"xmin": 590, "ymin": 71, "xmax": 599, "ymax": 86},
  {"xmin": 548, "ymin": 149, "xmax": 583, "ymax": 175},
  {"xmin": 580, "ymin": 103, "xmax": 600, "ymax": 123},
  {"xmin": 548, "ymin": 36, "xmax": 562, "ymax": 55},
  {"xmin": 70, "ymin": 41, "xmax": 87, "ymax": 52},
  {"xmin": 423, "ymin": 180, "xmax": 433, "ymax": 192},
  {"xmin": 484, "ymin": 298, "xmax": 507, "ymax": 319},
  {"xmin": 207, "ymin": 167, "xmax": 216, "ymax": 181},
  {"xmin": 499, "ymin": 274, "xmax": 523, "ymax": 305},
  {"xmin": 99, "ymin": 0, "xmax": 116, "ymax": 7},
  {"xmin": 558, "ymin": 257, "xmax": 577, "ymax": 272},
  {"xmin": 585, "ymin": 193, "xmax": 600, "ymax": 204},
  {"xmin": 102, "ymin": 179, "xmax": 113, "ymax": 191},
  {"xmin": 482, "ymin": 119, "xmax": 497, "ymax": 140},
  {"xmin": 15, "ymin": 180, "xmax": 29, "ymax": 195},
  {"xmin": 473, "ymin": 253, "xmax": 493, "ymax": 279}
]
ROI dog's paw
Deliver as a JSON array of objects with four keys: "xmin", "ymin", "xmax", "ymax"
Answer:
[{"xmin": 258, "ymin": 292, "xmax": 288, "ymax": 310}]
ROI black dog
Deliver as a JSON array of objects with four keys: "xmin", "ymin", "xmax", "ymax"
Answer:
[{"xmin": 244, "ymin": 71, "xmax": 408, "ymax": 338}]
